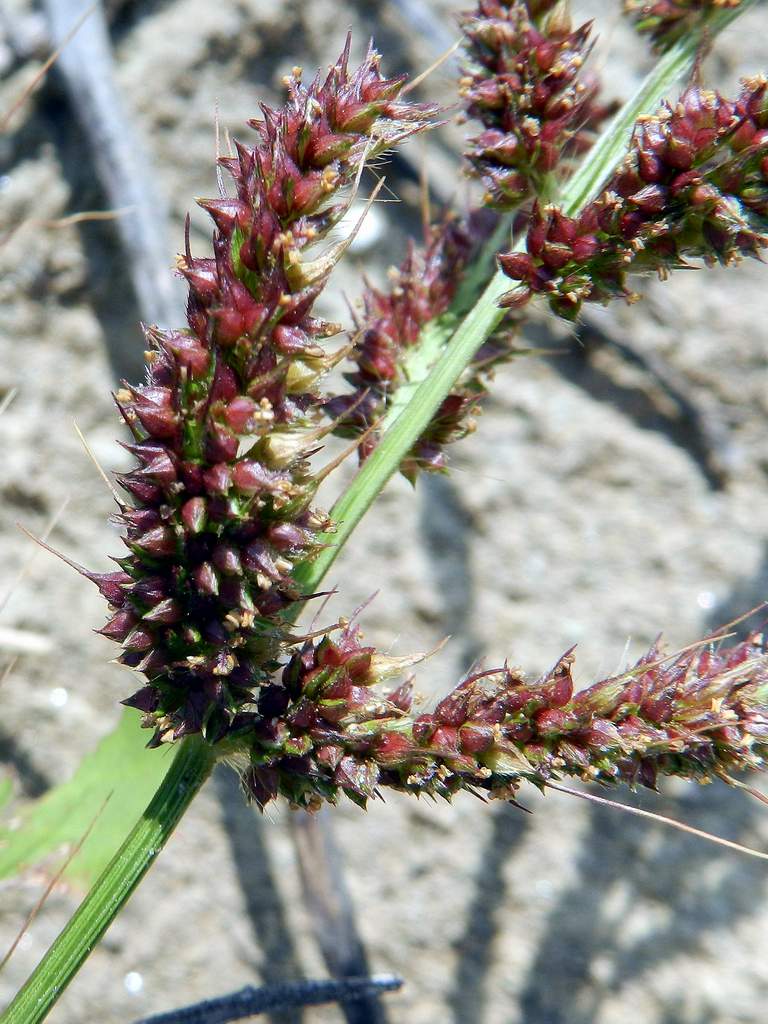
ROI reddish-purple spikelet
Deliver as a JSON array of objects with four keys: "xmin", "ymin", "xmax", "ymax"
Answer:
[
  {"xmin": 624, "ymin": 0, "xmax": 745, "ymax": 51},
  {"xmin": 91, "ymin": 39, "xmax": 437, "ymax": 746},
  {"xmin": 324, "ymin": 207, "xmax": 532, "ymax": 478},
  {"xmin": 459, "ymin": 0, "xmax": 616, "ymax": 209},
  {"xmin": 499, "ymin": 78, "xmax": 768, "ymax": 318},
  {"xmin": 325, "ymin": 214, "xmax": 479, "ymax": 475},
  {"xmin": 241, "ymin": 618, "xmax": 768, "ymax": 810}
]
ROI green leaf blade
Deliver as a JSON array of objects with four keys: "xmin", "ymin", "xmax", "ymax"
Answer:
[{"xmin": 0, "ymin": 710, "xmax": 170, "ymax": 887}]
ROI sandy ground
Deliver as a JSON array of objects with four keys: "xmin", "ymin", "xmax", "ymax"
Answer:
[{"xmin": 1, "ymin": 1, "xmax": 768, "ymax": 1022}]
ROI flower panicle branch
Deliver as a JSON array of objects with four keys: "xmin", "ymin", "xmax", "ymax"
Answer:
[
  {"xmin": 499, "ymin": 76, "xmax": 768, "ymax": 318},
  {"xmin": 624, "ymin": 0, "xmax": 746, "ymax": 52},
  {"xmin": 460, "ymin": 0, "xmax": 617, "ymax": 209},
  {"xmin": 325, "ymin": 209, "xmax": 523, "ymax": 478},
  {"xmin": 87, "ymin": 39, "xmax": 437, "ymax": 747},
  {"xmin": 241, "ymin": 620, "xmax": 768, "ymax": 810}
]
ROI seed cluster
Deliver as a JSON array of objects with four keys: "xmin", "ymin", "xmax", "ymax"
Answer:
[
  {"xmin": 325, "ymin": 212, "xmax": 506, "ymax": 478},
  {"xmin": 499, "ymin": 79, "xmax": 768, "ymax": 318},
  {"xmin": 93, "ymin": 41, "xmax": 436, "ymax": 746},
  {"xmin": 624, "ymin": 0, "xmax": 745, "ymax": 51},
  {"xmin": 460, "ymin": 0, "xmax": 613, "ymax": 208},
  {"xmin": 241, "ymin": 622, "xmax": 768, "ymax": 809}
]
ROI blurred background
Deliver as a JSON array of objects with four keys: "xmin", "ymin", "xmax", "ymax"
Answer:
[{"xmin": 1, "ymin": 1, "xmax": 768, "ymax": 1021}]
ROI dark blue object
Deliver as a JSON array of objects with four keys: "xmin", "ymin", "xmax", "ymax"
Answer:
[{"xmin": 133, "ymin": 974, "xmax": 403, "ymax": 1024}]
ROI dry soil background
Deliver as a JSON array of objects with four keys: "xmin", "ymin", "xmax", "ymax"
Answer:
[{"xmin": 1, "ymin": 1, "xmax": 768, "ymax": 1022}]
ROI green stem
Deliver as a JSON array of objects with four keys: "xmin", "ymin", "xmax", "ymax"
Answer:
[
  {"xmin": 294, "ymin": 1, "xmax": 754, "ymax": 596},
  {"xmin": 0, "ymin": 736, "xmax": 216, "ymax": 1024}
]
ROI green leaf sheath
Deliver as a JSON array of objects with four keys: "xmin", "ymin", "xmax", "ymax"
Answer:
[
  {"xmin": 0, "ymin": 736, "xmax": 216, "ymax": 1024},
  {"xmin": 2, "ymin": 3, "xmax": 756, "ymax": 1019},
  {"xmin": 293, "ymin": 0, "xmax": 757, "ymax": 598}
]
